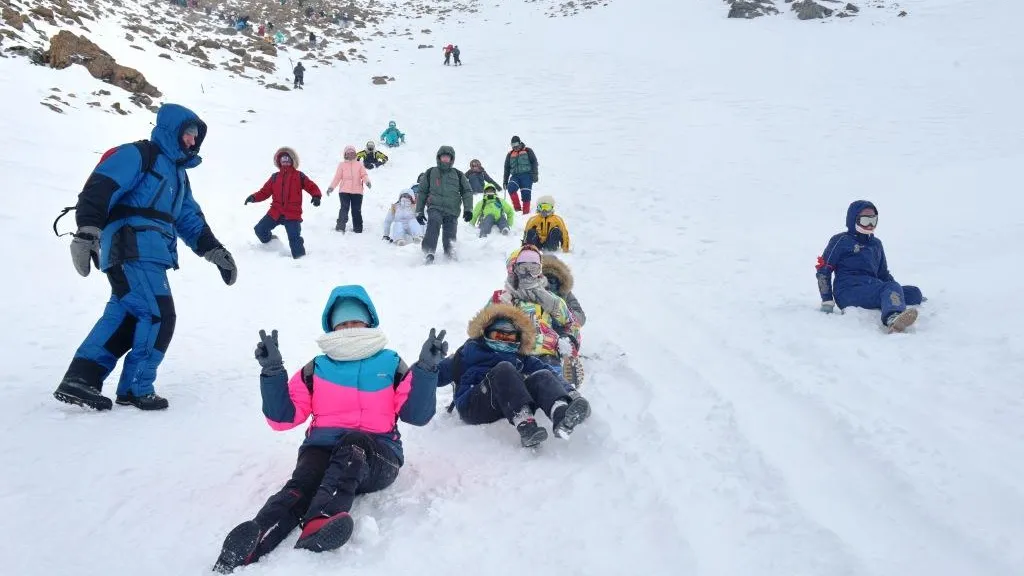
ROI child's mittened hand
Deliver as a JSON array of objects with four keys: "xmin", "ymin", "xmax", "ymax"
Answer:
[
  {"xmin": 255, "ymin": 329, "xmax": 284, "ymax": 373},
  {"xmin": 418, "ymin": 328, "xmax": 448, "ymax": 371}
]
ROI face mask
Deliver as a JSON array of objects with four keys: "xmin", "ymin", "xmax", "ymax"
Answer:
[
  {"xmin": 400, "ymin": 198, "xmax": 412, "ymax": 207},
  {"xmin": 484, "ymin": 338, "xmax": 520, "ymax": 354}
]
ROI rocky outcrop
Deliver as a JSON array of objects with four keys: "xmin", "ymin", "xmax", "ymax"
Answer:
[
  {"xmin": 42, "ymin": 30, "xmax": 161, "ymax": 97},
  {"xmin": 726, "ymin": 0, "xmax": 779, "ymax": 19},
  {"xmin": 2, "ymin": 6, "xmax": 26, "ymax": 29},
  {"xmin": 791, "ymin": 0, "xmax": 835, "ymax": 20}
]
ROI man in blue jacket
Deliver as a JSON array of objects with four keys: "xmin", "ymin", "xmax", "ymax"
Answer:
[
  {"xmin": 54, "ymin": 103, "xmax": 238, "ymax": 411},
  {"xmin": 816, "ymin": 200, "xmax": 924, "ymax": 332}
]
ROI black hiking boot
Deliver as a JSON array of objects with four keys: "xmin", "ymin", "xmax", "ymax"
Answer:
[
  {"xmin": 335, "ymin": 222, "xmax": 346, "ymax": 233},
  {"xmin": 53, "ymin": 378, "xmax": 112, "ymax": 411},
  {"xmin": 294, "ymin": 512, "xmax": 354, "ymax": 553},
  {"xmin": 424, "ymin": 253, "xmax": 435, "ymax": 265},
  {"xmin": 213, "ymin": 520, "xmax": 263, "ymax": 573},
  {"xmin": 116, "ymin": 392, "xmax": 169, "ymax": 410},
  {"xmin": 516, "ymin": 418, "xmax": 548, "ymax": 447},
  {"xmin": 552, "ymin": 396, "xmax": 591, "ymax": 438}
]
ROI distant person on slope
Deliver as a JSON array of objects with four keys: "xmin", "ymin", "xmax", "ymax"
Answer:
[
  {"xmin": 452, "ymin": 45, "xmax": 462, "ymax": 65},
  {"xmin": 212, "ymin": 286, "xmax": 445, "ymax": 573},
  {"xmin": 54, "ymin": 103, "xmax": 237, "ymax": 412},
  {"xmin": 356, "ymin": 140, "xmax": 389, "ymax": 169},
  {"xmin": 522, "ymin": 195, "xmax": 570, "ymax": 252},
  {"xmin": 326, "ymin": 145, "xmax": 371, "ymax": 233},
  {"xmin": 382, "ymin": 189, "xmax": 424, "ymax": 246},
  {"xmin": 503, "ymin": 135, "xmax": 539, "ymax": 214},
  {"xmin": 443, "ymin": 44, "xmax": 453, "ymax": 65},
  {"xmin": 491, "ymin": 246, "xmax": 581, "ymax": 377},
  {"xmin": 436, "ymin": 303, "xmax": 591, "ymax": 447},
  {"xmin": 816, "ymin": 200, "xmax": 925, "ymax": 333},
  {"xmin": 466, "ymin": 158, "xmax": 501, "ymax": 194},
  {"xmin": 470, "ymin": 182, "xmax": 514, "ymax": 237},
  {"xmin": 293, "ymin": 62, "xmax": 305, "ymax": 89},
  {"xmin": 245, "ymin": 147, "xmax": 322, "ymax": 258},
  {"xmin": 415, "ymin": 145, "xmax": 474, "ymax": 263},
  {"xmin": 379, "ymin": 120, "xmax": 406, "ymax": 147}
]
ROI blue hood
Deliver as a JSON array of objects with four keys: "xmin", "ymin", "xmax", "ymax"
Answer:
[
  {"xmin": 321, "ymin": 285, "xmax": 381, "ymax": 332},
  {"xmin": 150, "ymin": 103, "xmax": 207, "ymax": 168},
  {"xmin": 846, "ymin": 200, "xmax": 877, "ymax": 234}
]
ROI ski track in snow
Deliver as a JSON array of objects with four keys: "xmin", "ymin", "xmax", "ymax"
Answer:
[{"xmin": 2, "ymin": 0, "xmax": 1024, "ymax": 574}]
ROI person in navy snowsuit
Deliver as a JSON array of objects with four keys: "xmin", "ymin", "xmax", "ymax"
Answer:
[
  {"xmin": 54, "ymin": 103, "xmax": 237, "ymax": 412},
  {"xmin": 816, "ymin": 200, "xmax": 923, "ymax": 329}
]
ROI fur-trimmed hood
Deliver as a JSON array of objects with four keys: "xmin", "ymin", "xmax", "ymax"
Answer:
[
  {"xmin": 541, "ymin": 254, "xmax": 574, "ymax": 296},
  {"xmin": 466, "ymin": 303, "xmax": 537, "ymax": 355},
  {"xmin": 274, "ymin": 146, "xmax": 300, "ymax": 169}
]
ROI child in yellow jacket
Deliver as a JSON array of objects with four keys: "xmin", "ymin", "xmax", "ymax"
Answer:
[{"xmin": 522, "ymin": 195, "xmax": 570, "ymax": 252}]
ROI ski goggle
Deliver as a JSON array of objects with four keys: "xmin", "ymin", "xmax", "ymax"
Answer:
[
  {"xmin": 537, "ymin": 203, "xmax": 554, "ymax": 213},
  {"xmin": 486, "ymin": 329, "xmax": 520, "ymax": 343},
  {"xmin": 514, "ymin": 262, "xmax": 542, "ymax": 277},
  {"xmin": 857, "ymin": 215, "xmax": 878, "ymax": 227}
]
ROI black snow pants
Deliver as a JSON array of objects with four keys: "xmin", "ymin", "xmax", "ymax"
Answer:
[
  {"xmin": 458, "ymin": 361, "xmax": 571, "ymax": 425},
  {"xmin": 421, "ymin": 207, "xmax": 458, "ymax": 255},
  {"xmin": 244, "ymin": 433, "xmax": 400, "ymax": 562}
]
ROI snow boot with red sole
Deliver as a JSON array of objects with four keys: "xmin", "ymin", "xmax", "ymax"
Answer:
[{"xmin": 294, "ymin": 512, "xmax": 354, "ymax": 553}]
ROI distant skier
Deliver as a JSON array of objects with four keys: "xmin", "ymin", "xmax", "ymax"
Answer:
[
  {"xmin": 54, "ymin": 103, "xmax": 237, "ymax": 411},
  {"xmin": 437, "ymin": 303, "xmax": 591, "ymax": 447},
  {"xmin": 356, "ymin": 141, "xmax": 389, "ymax": 169},
  {"xmin": 503, "ymin": 135, "xmax": 538, "ymax": 214},
  {"xmin": 245, "ymin": 147, "xmax": 322, "ymax": 259},
  {"xmin": 212, "ymin": 285, "xmax": 445, "ymax": 573},
  {"xmin": 308, "ymin": 31, "xmax": 316, "ymax": 48},
  {"xmin": 470, "ymin": 182, "xmax": 514, "ymax": 237},
  {"xmin": 815, "ymin": 200, "xmax": 925, "ymax": 332},
  {"xmin": 522, "ymin": 195, "xmax": 570, "ymax": 252},
  {"xmin": 443, "ymin": 44, "xmax": 453, "ymax": 65},
  {"xmin": 452, "ymin": 45, "xmax": 462, "ymax": 65},
  {"xmin": 293, "ymin": 62, "xmax": 305, "ymax": 89},
  {"xmin": 382, "ymin": 189, "xmax": 424, "ymax": 246},
  {"xmin": 466, "ymin": 158, "xmax": 501, "ymax": 194},
  {"xmin": 326, "ymin": 145, "xmax": 371, "ymax": 233},
  {"xmin": 415, "ymin": 145, "xmax": 474, "ymax": 263},
  {"xmin": 379, "ymin": 120, "xmax": 406, "ymax": 147}
]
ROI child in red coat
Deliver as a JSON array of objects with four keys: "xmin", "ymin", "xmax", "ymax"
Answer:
[{"xmin": 245, "ymin": 147, "xmax": 322, "ymax": 258}]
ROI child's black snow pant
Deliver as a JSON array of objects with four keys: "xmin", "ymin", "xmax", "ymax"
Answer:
[
  {"xmin": 336, "ymin": 193, "xmax": 364, "ymax": 232},
  {"xmin": 243, "ymin": 434, "xmax": 400, "ymax": 563},
  {"xmin": 421, "ymin": 207, "xmax": 458, "ymax": 255},
  {"xmin": 458, "ymin": 361, "xmax": 571, "ymax": 425},
  {"xmin": 524, "ymin": 227, "xmax": 563, "ymax": 251}
]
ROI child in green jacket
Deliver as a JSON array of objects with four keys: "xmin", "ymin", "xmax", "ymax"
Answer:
[{"xmin": 470, "ymin": 183, "xmax": 515, "ymax": 237}]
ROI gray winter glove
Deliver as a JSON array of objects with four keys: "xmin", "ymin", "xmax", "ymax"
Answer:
[
  {"xmin": 204, "ymin": 246, "xmax": 238, "ymax": 286},
  {"xmin": 254, "ymin": 329, "xmax": 285, "ymax": 376},
  {"xmin": 524, "ymin": 287, "xmax": 561, "ymax": 316},
  {"xmin": 820, "ymin": 300, "xmax": 835, "ymax": 314},
  {"xmin": 417, "ymin": 328, "xmax": 448, "ymax": 371},
  {"xmin": 70, "ymin": 226, "xmax": 101, "ymax": 277}
]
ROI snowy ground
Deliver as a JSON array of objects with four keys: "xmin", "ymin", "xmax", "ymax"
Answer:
[{"xmin": 2, "ymin": 0, "xmax": 1023, "ymax": 574}]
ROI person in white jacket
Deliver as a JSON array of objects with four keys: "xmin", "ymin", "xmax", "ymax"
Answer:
[{"xmin": 382, "ymin": 188, "xmax": 424, "ymax": 246}]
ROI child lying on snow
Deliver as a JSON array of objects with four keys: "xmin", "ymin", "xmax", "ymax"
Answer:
[
  {"xmin": 213, "ymin": 285, "xmax": 448, "ymax": 573},
  {"xmin": 438, "ymin": 303, "xmax": 591, "ymax": 448}
]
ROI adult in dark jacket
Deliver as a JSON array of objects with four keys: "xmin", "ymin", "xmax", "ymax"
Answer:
[
  {"xmin": 245, "ymin": 147, "xmax": 322, "ymax": 259},
  {"xmin": 503, "ymin": 135, "xmax": 539, "ymax": 214},
  {"xmin": 293, "ymin": 63, "xmax": 305, "ymax": 89},
  {"xmin": 437, "ymin": 303, "xmax": 591, "ymax": 447},
  {"xmin": 466, "ymin": 158, "xmax": 500, "ymax": 194},
  {"xmin": 415, "ymin": 145, "xmax": 473, "ymax": 263},
  {"xmin": 54, "ymin": 103, "xmax": 237, "ymax": 411},
  {"xmin": 452, "ymin": 45, "xmax": 462, "ymax": 65},
  {"xmin": 816, "ymin": 200, "xmax": 924, "ymax": 332}
]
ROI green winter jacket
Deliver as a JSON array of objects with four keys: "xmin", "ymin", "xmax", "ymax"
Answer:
[
  {"xmin": 416, "ymin": 146, "xmax": 473, "ymax": 217},
  {"xmin": 471, "ymin": 196, "xmax": 515, "ymax": 227}
]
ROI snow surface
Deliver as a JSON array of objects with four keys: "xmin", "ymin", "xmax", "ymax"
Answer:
[{"xmin": 2, "ymin": 0, "xmax": 1023, "ymax": 574}]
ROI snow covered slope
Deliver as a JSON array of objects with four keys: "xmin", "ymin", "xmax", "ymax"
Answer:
[{"xmin": 2, "ymin": 0, "xmax": 1023, "ymax": 574}]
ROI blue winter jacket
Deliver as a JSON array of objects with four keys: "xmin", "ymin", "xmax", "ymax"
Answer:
[
  {"xmin": 816, "ymin": 200, "xmax": 896, "ymax": 302},
  {"xmin": 436, "ymin": 339, "xmax": 568, "ymax": 410},
  {"xmin": 75, "ymin": 103, "xmax": 221, "ymax": 271}
]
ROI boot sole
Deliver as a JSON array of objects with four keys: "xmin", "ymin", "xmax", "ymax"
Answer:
[
  {"xmin": 555, "ymin": 398, "xmax": 592, "ymax": 438},
  {"xmin": 295, "ymin": 515, "xmax": 354, "ymax": 553},
  {"xmin": 115, "ymin": 397, "xmax": 169, "ymax": 410},
  {"xmin": 53, "ymin": 390, "xmax": 112, "ymax": 411},
  {"xmin": 887, "ymin": 308, "xmax": 919, "ymax": 334},
  {"xmin": 213, "ymin": 520, "xmax": 262, "ymax": 573},
  {"xmin": 520, "ymin": 427, "xmax": 549, "ymax": 447}
]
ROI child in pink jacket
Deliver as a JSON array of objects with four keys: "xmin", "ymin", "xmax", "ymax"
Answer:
[
  {"xmin": 213, "ymin": 285, "xmax": 448, "ymax": 573},
  {"xmin": 326, "ymin": 145, "xmax": 371, "ymax": 233}
]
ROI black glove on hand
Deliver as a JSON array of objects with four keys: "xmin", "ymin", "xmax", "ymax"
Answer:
[
  {"xmin": 204, "ymin": 246, "xmax": 237, "ymax": 286},
  {"xmin": 254, "ymin": 329, "xmax": 285, "ymax": 375},
  {"xmin": 383, "ymin": 235, "xmax": 392, "ymax": 242},
  {"xmin": 312, "ymin": 196, "xmax": 321, "ymax": 207},
  {"xmin": 463, "ymin": 210, "xmax": 472, "ymax": 222},
  {"xmin": 416, "ymin": 213, "xmax": 426, "ymax": 226},
  {"xmin": 244, "ymin": 195, "xmax": 255, "ymax": 205},
  {"xmin": 70, "ymin": 226, "xmax": 101, "ymax": 277},
  {"xmin": 417, "ymin": 328, "xmax": 448, "ymax": 371}
]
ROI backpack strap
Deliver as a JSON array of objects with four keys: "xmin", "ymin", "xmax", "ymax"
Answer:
[{"xmin": 300, "ymin": 359, "xmax": 315, "ymax": 394}]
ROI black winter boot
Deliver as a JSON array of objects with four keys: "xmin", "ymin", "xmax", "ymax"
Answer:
[
  {"xmin": 212, "ymin": 520, "xmax": 263, "ymax": 573},
  {"xmin": 54, "ymin": 378, "xmax": 112, "ymax": 411},
  {"xmin": 116, "ymin": 392, "xmax": 169, "ymax": 410},
  {"xmin": 551, "ymin": 396, "xmax": 591, "ymax": 438}
]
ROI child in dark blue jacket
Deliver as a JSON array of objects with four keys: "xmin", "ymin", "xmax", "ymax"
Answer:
[
  {"xmin": 437, "ymin": 303, "xmax": 591, "ymax": 447},
  {"xmin": 816, "ymin": 200, "xmax": 924, "ymax": 332}
]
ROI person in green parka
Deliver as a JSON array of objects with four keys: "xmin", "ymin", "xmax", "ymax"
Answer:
[
  {"xmin": 415, "ymin": 145, "xmax": 474, "ymax": 263},
  {"xmin": 470, "ymin": 182, "xmax": 514, "ymax": 237}
]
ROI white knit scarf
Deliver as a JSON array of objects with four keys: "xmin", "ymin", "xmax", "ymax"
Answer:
[{"xmin": 315, "ymin": 327, "xmax": 388, "ymax": 361}]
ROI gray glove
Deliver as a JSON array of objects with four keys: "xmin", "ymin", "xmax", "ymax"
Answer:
[
  {"xmin": 204, "ymin": 246, "xmax": 237, "ymax": 286},
  {"xmin": 417, "ymin": 328, "xmax": 448, "ymax": 371},
  {"xmin": 254, "ymin": 329, "xmax": 285, "ymax": 375},
  {"xmin": 525, "ymin": 287, "xmax": 561, "ymax": 316},
  {"xmin": 70, "ymin": 226, "xmax": 101, "ymax": 277}
]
